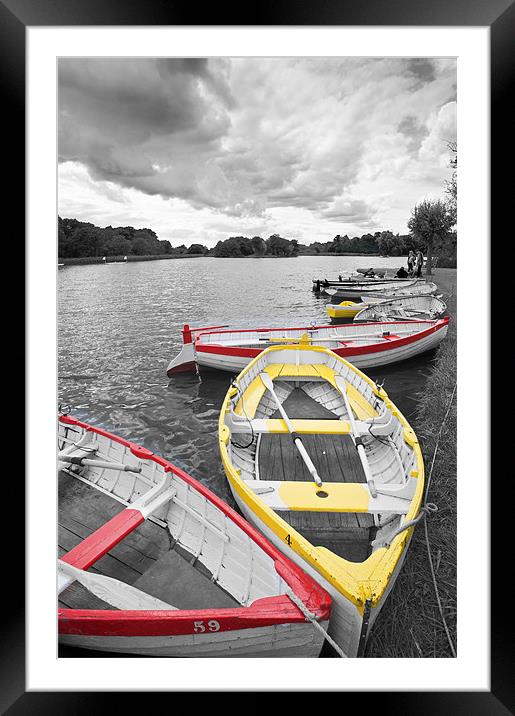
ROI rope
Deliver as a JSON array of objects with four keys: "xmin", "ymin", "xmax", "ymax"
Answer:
[
  {"xmin": 286, "ymin": 588, "xmax": 348, "ymax": 658},
  {"xmin": 371, "ymin": 503, "xmax": 438, "ymax": 549},
  {"xmin": 422, "ymin": 381, "xmax": 457, "ymax": 658}
]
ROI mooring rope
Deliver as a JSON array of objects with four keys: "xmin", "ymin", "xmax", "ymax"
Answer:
[
  {"xmin": 286, "ymin": 588, "xmax": 348, "ymax": 658},
  {"xmin": 423, "ymin": 381, "xmax": 457, "ymax": 658}
]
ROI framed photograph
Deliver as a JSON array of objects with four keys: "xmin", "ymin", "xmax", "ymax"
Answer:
[{"xmin": 5, "ymin": 0, "xmax": 507, "ymax": 708}]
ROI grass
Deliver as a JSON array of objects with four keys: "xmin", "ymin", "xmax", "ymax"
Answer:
[{"xmin": 365, "ymin": 268, "xmax": 457, "ymax": 658}]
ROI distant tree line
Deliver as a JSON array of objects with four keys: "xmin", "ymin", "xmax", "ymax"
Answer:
[
  {"xmin": 58, "ymin": 217, "xmax": 174, "ymax": 258},
  {"xmin": 59, "ymin": 140, "xmax": 457, "ymax": 270}
]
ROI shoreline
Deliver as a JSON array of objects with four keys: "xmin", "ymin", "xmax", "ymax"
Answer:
[
  {"xmin": 366, "ymin": 267, "xmax": 457, "ymax": 657},
  {"xmin": 58, "ymin": 252, "xmax": 388, "ymax": 266}
]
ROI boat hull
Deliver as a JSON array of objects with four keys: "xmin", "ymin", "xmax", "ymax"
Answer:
[
  {"xmin": 59, "ymin": 620, "xmax": 327, "ymax": 657},
  {"xmin": 228, "ymin": 478, "xmax": 411, "ymax": 657},
  {"xmin": 191, "ymin": 322, "xmax": 448, "ymax": 373}
]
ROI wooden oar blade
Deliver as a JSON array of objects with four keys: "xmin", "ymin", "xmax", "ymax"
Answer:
[
  {"xmin": 58, "ymin": 560, "xmax": 177, "ymax": 611},
  {"xmin": 259, "ymin": 371, "xmax": 274, "ymax": 392}
]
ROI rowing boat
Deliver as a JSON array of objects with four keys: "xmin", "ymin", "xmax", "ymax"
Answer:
[
  {"xmin": 218, "ymin": 344, "xmax": 425, "ymax": 656},
  {"xmin": 326, "ymin": 301, "xmax": 368, "ymax": 321},
  {"xmin": 356, "ymin": 267, "xmax": 389, "ymax": 276},
  {"xmin": 326, "ymin": 294, "xmax": 446, "ymax": 322},
  {"xmin": 327, "ymin": 280, "xmax": 438, "ymax": 301},
  {"xmin": 354, "ymin": 295, "xmax": 447, "ymax": 322},
  {"xmin": 166, "ymin": 318, "xmax": 449, "ymax": 376},
  {"xmin": 314, "ymin": 277, "xmax": 417, "ymax": 290},
  {"xmin": 58, "ymin": 414, "xmax": 331, "ymax": 657}
]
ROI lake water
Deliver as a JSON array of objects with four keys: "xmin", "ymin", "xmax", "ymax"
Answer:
[
  {"xmin": 58, "ymin": 255, "xmax": 436, "ymax": 508},
  {"xmin": 58, "ymin": 255, "xmax": 440, "ymax": 657}
]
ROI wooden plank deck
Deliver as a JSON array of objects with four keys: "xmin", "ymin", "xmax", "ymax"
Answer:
[
  {"xmin": 58, "ymin": 472, "xmax": 239, "ymax": 612},
  {"xmin": 257, "ymin": 387, "xmax": 375, "ymax": 563}
]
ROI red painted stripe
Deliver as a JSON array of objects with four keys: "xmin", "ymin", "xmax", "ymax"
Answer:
[
  {"xmin": 334, "ymin": 319, "xmax": 447, "ymax": 357},
  {"xmin": 61, "ymin": 509, "xmax": 144, "ymax": 571},
  {"xmin": 193, "ymin": 318, "xmax": 446, "ymax": 342},
  {"xmin": 58, "ymin": 595, "xmax": 330, "ymax": 637},
  {"xmin": 196, "ymin": 344, "xmax": 259, "ymax": 359},
  {"xmin": 58, "ymin": 416, "xmax": 331, "ymax": 616}
]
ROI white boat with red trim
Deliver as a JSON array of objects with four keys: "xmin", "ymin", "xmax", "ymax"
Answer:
[
  {"xmin": 58, "ymin": 414, "xmax": 331, "ymax": 657},
  {"xmin": 166, "ymin": 318, "xmax": 449, "ymax": 376}
]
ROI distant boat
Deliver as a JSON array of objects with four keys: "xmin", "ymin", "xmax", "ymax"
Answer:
[
  {"xmin": 103, "ymin": 255, "xmax": 128, "ymax": 265},
  {"xmin": 354, "ymin": 295, "xmax": 447, "ymax": 322},
  {"xmin": 356, "ymin": 267, "xmax": 390, "ymax": 277},
  {"xmin": 58, "ymin": 263, "xmax": 65, "ymax": 269},
  {"xmin": 325, "ymin": 279, "xmax": 429, "ymax": 301},
  {"xmin": 326, "ymin": 294, "xmax": 446, "ymax": 322}
]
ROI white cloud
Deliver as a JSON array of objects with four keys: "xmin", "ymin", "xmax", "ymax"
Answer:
[{"xmin": 58, "ymin": 57, "xmax": 456, "ymax": 244}]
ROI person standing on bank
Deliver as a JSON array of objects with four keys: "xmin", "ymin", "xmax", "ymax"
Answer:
[
  {"xmin": 415, "ymin": 249, "xmax": 424, "ymax": 277},
  {"xmin": 407, "ymin": 250, "xmax": 415, "ymax": 275}
]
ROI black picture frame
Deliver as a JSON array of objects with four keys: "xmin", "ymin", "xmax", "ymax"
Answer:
[{"xmin": 6, "ymin": 0, "xmax": 507, "ymax": 710}]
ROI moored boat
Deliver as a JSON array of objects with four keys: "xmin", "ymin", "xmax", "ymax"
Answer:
[
  {"xmin": 328, "ymin": 280, "xmax": 438, "ymax": 302},
  {"xmin": 58, "ymin": 414, "xmax": 331, "ymax": 657},
  {"xmin": 326, "ymin": 294, "xmax": 446, "ymax": 322},
  {"xmin": 326, "ymin": 301, "xmax": 367, "ymax": 321},
  {"xmin": 218, "ymin": 344, "xmax": 426, "ymax": 656},
  {"xmin": 166, "ymin": 318, "xmax": 449, "ymax": 376},
  {"xmin": 354, "ymin": 295, "xmax": 447, "ymax": 322},
  {"xmin": 356, "ymin": 267, "xmax": 390, "ymax": 276}
]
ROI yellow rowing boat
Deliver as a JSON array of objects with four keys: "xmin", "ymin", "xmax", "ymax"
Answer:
[
  {"xmin": 218, "ymin": 344, "xmax": 425, "ymax": 656},
  {"xmin": 325, "ymin": 300, "xmax": 363, "ymax": 320}
]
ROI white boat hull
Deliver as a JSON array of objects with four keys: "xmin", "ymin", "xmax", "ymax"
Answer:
[
  {"xmin": 193, "ymin": 324, "xmax": 448, "ymax": 373},
  {"xmin": 60, "ymin": 620, "xmax": 327, "ymax": 658},
  {"xmin": 229, "ymin": 487, "xmax": 409, "ymax": 657}
]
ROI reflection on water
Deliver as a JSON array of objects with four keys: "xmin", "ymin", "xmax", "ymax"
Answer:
[
  {"xmin": 58, "ymin": 255, "xmax": 440, "ymax": 656},
  {"xmin": 59, "ymin": 257, "xmax": 437, "ymax": 510}
]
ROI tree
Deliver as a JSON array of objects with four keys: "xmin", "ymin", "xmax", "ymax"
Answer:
[
  {"xmin": 444, "ymin": 141, "xmax": 457, "ymax": 227},
  {"xmin": 187, "ymin": 243, "xmax": 207, "ymax": 254},
  {"xmin": 407, "ymin": 199, "xmax": 454, "ymax": 275},
  {"xmin": 266, "ymin": 234, "xmax": 292, "ymax": 257},
  {"xmin": 251, "ymin": 235, "xmax": 267, "ymax": 256}
]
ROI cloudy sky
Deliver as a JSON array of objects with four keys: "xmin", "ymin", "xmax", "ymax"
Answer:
[{"xmin": 58, "ymin": 57, "xmax": 456, "ymax": 247}]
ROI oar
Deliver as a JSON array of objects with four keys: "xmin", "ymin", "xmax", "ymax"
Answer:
[
  {"xmin": 335, "ymin": 376, "xmax": 377, "ymax": 498},
  {"xmin": 259, "ymin": 372, "xmax": 323, "ymax": 488},
  {"xmin": 58, "ymin": 454, "xmax": 142, "ymax": 473},
  {"xmin": 58, "ymin": 560, "xmax": 177, "ymax": 610}
]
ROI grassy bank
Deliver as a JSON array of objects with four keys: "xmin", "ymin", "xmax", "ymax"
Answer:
[{"xmin": 366, "ymin": 268, "xmax": 457, "ymax": 658}]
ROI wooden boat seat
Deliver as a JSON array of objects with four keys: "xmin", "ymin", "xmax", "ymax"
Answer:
[
  {"xmin": 244, "ymin": 480, "xmax": 412, "ymax": 514},
  {"xmin": 381, "ymin": 334, "xmax": 400, "ymax": 341},
  {"xmin": 231, "ymin": 417, "xmax": 353, "ymax": 435}
]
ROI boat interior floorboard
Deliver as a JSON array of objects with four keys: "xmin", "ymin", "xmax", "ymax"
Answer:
[
  {"xmin": 257, "ymin": 387, "xmax": 375, "ymax": 563},
  {"xmin": 58, "ymin": 472, "xmax": 238, "ymax": 611},
  {"xmin": 133, "ymin": 546, "xmax": 240, "ymax": 610}
]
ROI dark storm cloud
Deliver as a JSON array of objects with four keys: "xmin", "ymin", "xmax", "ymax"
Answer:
[
  {"xmin": 59, "ymin": 56, "xmax": 457, "ymax": 238},
  {"xmin": 405, "ymin": 58, "xmax": 436, "ymax": 86},
  {"xmin": 59, "ymin": 57, "xmax": 234, "ymax": 191}
]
